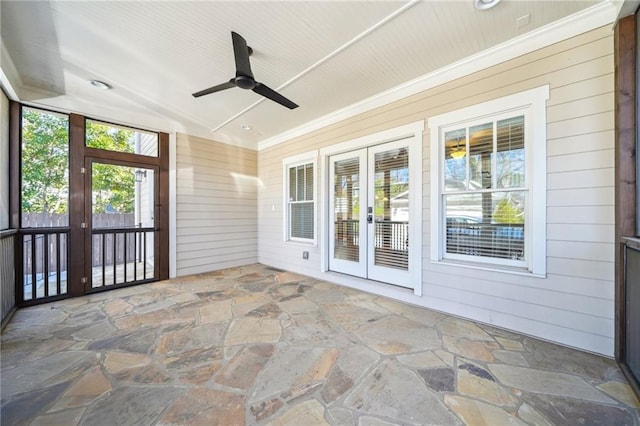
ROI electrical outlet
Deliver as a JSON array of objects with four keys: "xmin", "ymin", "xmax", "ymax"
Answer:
[{"xmin": 302, "ymin": 251, "xmax": 309, "ymax": 260}]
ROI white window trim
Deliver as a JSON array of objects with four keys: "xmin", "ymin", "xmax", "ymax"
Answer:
[
  {"xmin": 428, "ymin": 85, "xmax": 549, "ymax": 276},
  {"xmin": 282, "ymin": 151, "xmax": 318, "ymax": 246}
]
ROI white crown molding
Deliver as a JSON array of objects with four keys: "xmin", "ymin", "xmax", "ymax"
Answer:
[{"xmin": 258, "ymin": 1, "xmax": 617, "ymax": 151}]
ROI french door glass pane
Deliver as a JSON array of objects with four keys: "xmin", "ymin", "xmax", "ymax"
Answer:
[
  {"xmin": 373, "ymin": 148, "xmax": 409, "ymax": 270},
  {"xmin": 91, "ymin": 163, "xmax": 155, "ymax": 288},
  {"xmin": 333, "ymin": 158, "xmax": 360, "ymax": 262}
]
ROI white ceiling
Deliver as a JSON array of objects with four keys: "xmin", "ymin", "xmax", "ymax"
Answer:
[{"xmin": 0, "ymin": 0, "xmax": 634, "ymax": 150}]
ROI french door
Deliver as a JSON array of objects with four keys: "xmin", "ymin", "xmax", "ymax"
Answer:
[
  {"xmin": 329, "ymin": 139, "xmax": 413, "ymax": 288},
  {"xmin": 84, "ymin": 159, "xmax": 159, "ymax": 291}
]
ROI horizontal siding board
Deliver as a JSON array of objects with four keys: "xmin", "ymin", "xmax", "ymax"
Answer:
[
  {"xmin": 547, "ymin": 187, "xmax": 614, "ymax": 206},
  {"xmin": 547, "ymin": 223, "xmax": 614, "ymax": 243},
  {"xmin": 547, "ymin": 205, "xmax": 614, "ymax": 225},
  {"xmin": 547, "ymin": 149, "xmax": 613, "ymax": 173},
  {"xmin": 547, "ymin": 73, "xmax": 613, "ymax": 106},
  {"xmin": 547, "ymin": 168, "xmax": 614, "ymax": 190},
  {"xmin": 547, "ymin": 240, "xmax": 614, "ymax": 263},
  {"xmin": 547, "ymin": 130, "xmax": 614, "ymax": 156}
]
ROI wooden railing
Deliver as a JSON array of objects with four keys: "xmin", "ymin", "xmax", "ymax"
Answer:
[
  {"xmin": 19, "ymin": 227, "xmax": 69, "ymax": 302},
  {"xmin": 91, "ymin": 226, "xmax": 155, "ymax": 288}
]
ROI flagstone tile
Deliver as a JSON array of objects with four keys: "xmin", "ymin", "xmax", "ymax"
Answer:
[
  {"xmin": 327, "ymin": 407, "xmax": 355, "ymax": 425},
  {"xmin": 82, "ymin": 386, "xmax": 183, "ymax": 425},
  {"xmin": 374, "ymin": 298, "xmax": 445, "ymax": 326},
  {"xmin": 418, "ymin": 367, "xmax": 455, "ymax": 392},
  {"xmin": 493, "ymin": 350, "xmax": 529, "ymax": 367},
  {"xmin": 1, "ymin": 381, "xmax": 72, "ymax": 426},
  {"xmin": 353, "ymin": 315, "xmax": 441, "ymax": 355},
  {"xmin": 232, "ymin": 293, "xmax": 274, "ymax": 316},
  {"xmin": 278, "ymin": 295, "xmax": 319, "ymax": 314},
  {"xmin": 0, "ymin": 351, "xmax": 94, "ymax": 398},
  {"xmin": 50, "ymin": 365, "xmax": 112, "ymax": 410},
  {"xmin": 251, "ymin": 346, "xmax": 338, "ymax": 402},
  {"xmin": 495, "ymin": 336, "xmax": 524, "ymax": 351},
  {"xmin": 597, "ymin": 380, "xmax": 640, "ymax": 408},
  {"xmin": 344, "ymin": 359, "xmax": 461, "ymax": 425},
  {"xmin": 32, "ymin": 407, "xmax": 85, "ymax": 426},
  {"xmin": 524, "ymin": 393, "xmax": 639, "ymax": 425},
  {"xmin": 437, "ymin": 317, "xmax": 494, "ymax": 341},
  {"xmin": 397, "ymin": 351, "xmax": 447, "ymax": 369},
  {"xmin": 488, "ymin": 364, "xmax": 616, "ymax": 403},
  {"xmin": 160, "ymin": 388, "xmax": 244, "ymax": 425},
  {"xmin": 443, "ymin": 336, "xmax": 497, "ymax": 362},
  {"xmin": 71, "ymin": 320, "xmax": 117, "ymax": 341},
  {"xmin": 444, "ymin": 395, "xmax": 527, "ymax": 426},
  {"xmin": 265, "ymin": 399, "xmax": 328, "ymax": 426},
  {"xmin": 104, "ymin": 299, "xmax": 134, "ymax": 317},
  {"xmin": 89, "ymin": 328, "xmax": 158, "ymax": 354},
  {"xmin": 359, "ymin": 416, "xmax": 402, "ymax": 426},
  {"xmin": 517, "ymin": 402, "xmax": 554, "ymax": 426},
  {"xmin": 198, "ymin": 299, "xmax": 232, "ymax": 324},
  {"xmin": 156, "ymin": 323, "xmax": 227, "ymax": 355},
  {"xmin": 457, "ymin": 360, "xmax": 519, "ymax": 407},
  {"xmin": 283, "ymin": 312, "xmax": 353, "ymax": 347},
  {"xmin": 225, "ymin": 318, "xmax": 282, "ymax": 346},
  {"xmin": 104, "ymin": 351, "xmax": 152, "ymax": 373},
  {"xmin": 322, "ymin": 345, "xmax": 380, "ymax": 404},
  {"xmin": 250, "ymin": 398, "xmax": 285, "ymax": 422},
  {"xmin": 215, "ymin": 344, "xmax": 274, "ymax": 390}
]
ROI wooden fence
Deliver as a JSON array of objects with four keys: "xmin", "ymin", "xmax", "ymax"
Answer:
[{"xmin": 21, "ymin": 213, "xmax": 137, "ymax": 272}]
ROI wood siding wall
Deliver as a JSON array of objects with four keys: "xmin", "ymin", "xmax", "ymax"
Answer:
[
  {"xmin": 258, "ymin": 25, "xmax": 616, "ymax": 355},
  {"xmin": 176, "ymin": 133, "xmax": 258, "ymax": 276}
]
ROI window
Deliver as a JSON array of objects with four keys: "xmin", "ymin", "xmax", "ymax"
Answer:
[
  {"xmin": 429, "ymin": 86, "xmax": 548, "ymax": 275},
  {"xmin": 86, "ymin": 120, "xmax": 158, "ymax": 157},
  {"xmin": 284, "ymin": 155, "xmax": 316, "ymax": 243}
]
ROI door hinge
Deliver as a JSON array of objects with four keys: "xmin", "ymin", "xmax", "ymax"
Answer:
[
  {"xmin": 80, "ymin": 167, "xmax": 86, "ymax": 174},
  {"xmin": 81, "ymin": 222, "xmax": 87, "ymax": 229},
  {"xmin": 81, "ymin": 277, "xmax": 87, "ymax": 284}
]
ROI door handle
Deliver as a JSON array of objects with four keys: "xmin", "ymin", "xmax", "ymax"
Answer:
[{"xmin": 367, "ymin": 207, "xmax": 373, "ymax": 223}]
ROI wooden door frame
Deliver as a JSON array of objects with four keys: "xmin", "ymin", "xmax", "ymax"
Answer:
[
  {"xmin": 615, "ymin": 13, "xmax": 640, "ymax": 397},
  {"xmin": 10, "ymin": 105, "xmax": 169, "ymax": 304}
]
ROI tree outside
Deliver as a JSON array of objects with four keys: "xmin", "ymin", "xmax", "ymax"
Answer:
[{"xmin": 21, "ymin": 108, "xmax": 136, "ymax": 218}]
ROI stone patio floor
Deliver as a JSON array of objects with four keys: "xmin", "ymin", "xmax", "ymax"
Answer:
[{"xmin": 1, "ymin": 263, "xmax": 639, "ymax": 425}]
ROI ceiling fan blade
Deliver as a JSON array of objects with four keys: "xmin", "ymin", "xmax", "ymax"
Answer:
[
  {"xmin": 231, "ymin": 31, "xmax": 253, "ymax": 79},
  {"xmin": 253, "ymin": 82, "xmax": 299, "ymax": 109},
  {"xmin": 192, "ymin": 80, "xmax": 236, "ymax": 98}
]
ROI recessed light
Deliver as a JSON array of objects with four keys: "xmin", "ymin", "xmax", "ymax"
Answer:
[
  {"xmin": 89, "ymin": 80, "xmax": 111, "ymax": 90},
  {"xmin": 475, "ymin": 0, "xmax": 501, "ymax": 11},
  {"xmin": 241, "ymin": 124, "xmax": 252, "ymax": 131}
]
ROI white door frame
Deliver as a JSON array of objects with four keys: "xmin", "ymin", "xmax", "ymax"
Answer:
[{"xmin": 319, "ymin": 121, "xmax": 424, "ymax": 296}]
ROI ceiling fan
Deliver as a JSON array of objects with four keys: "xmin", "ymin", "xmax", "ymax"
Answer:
[{"xmin": 192, "ymin": 31, "xmax": 299, "ymax": 110}]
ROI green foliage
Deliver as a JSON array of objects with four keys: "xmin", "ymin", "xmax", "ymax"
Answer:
[
  {"xmin": 493, "ymin": 198, "xmax": 524, "ymax": 224},
  {"xmin": 21, "ymin": 110, "xmax": 136, "ymax": 215},
  {"xmin": 86, "ymin": 122, "xmax": 135, "ymax": 213},
  {"xmin": 21, "ymin": 109, "xmax": 69, "ymax": 214}
]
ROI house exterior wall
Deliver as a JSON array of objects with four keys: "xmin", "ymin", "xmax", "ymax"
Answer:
[
  {"xmin": 1, "ymin": 90, "xmax": 8, "ymax": 230},
  {"xmin": 257, "ymin": 25, "xmax": 616, "ymax": 356},
  {"xmin": 176, "ymin": 133, "xmax": 258, "ymax": 276}
]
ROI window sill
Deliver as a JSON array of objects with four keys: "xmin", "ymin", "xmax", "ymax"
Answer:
[
  {"xmin": 432, "ymin": 258, "xmax": 546, "ymax": 278},
  {"xmin": 285, "ymin": 239, "xmax": 317, "ymax": 248}
]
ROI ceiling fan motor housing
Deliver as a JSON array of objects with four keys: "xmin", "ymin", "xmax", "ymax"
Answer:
[{"xmin": 235, "ymin": 75, "xmax": 256, "ymax": 90}]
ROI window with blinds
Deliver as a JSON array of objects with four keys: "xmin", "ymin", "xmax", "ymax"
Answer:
[
  {"xmin": 288, "ymin": 162, "xmax": 315, "ymax": 241},
  {"xmin": 443, "ymin": 115, "xmax": 526, "ymax": 264}
]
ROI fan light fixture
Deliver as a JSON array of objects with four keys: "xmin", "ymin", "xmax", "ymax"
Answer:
[
  {"xmin": 450, "ymin": 148, "xmax": 466, "ymax": 160},
  {"xmin": 474, "ymin": 0, "xmax": 501, "ymax": 11},
  {"xmin": 450, "ymin": 139, "xmax": 466, "ymax": 159}
]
